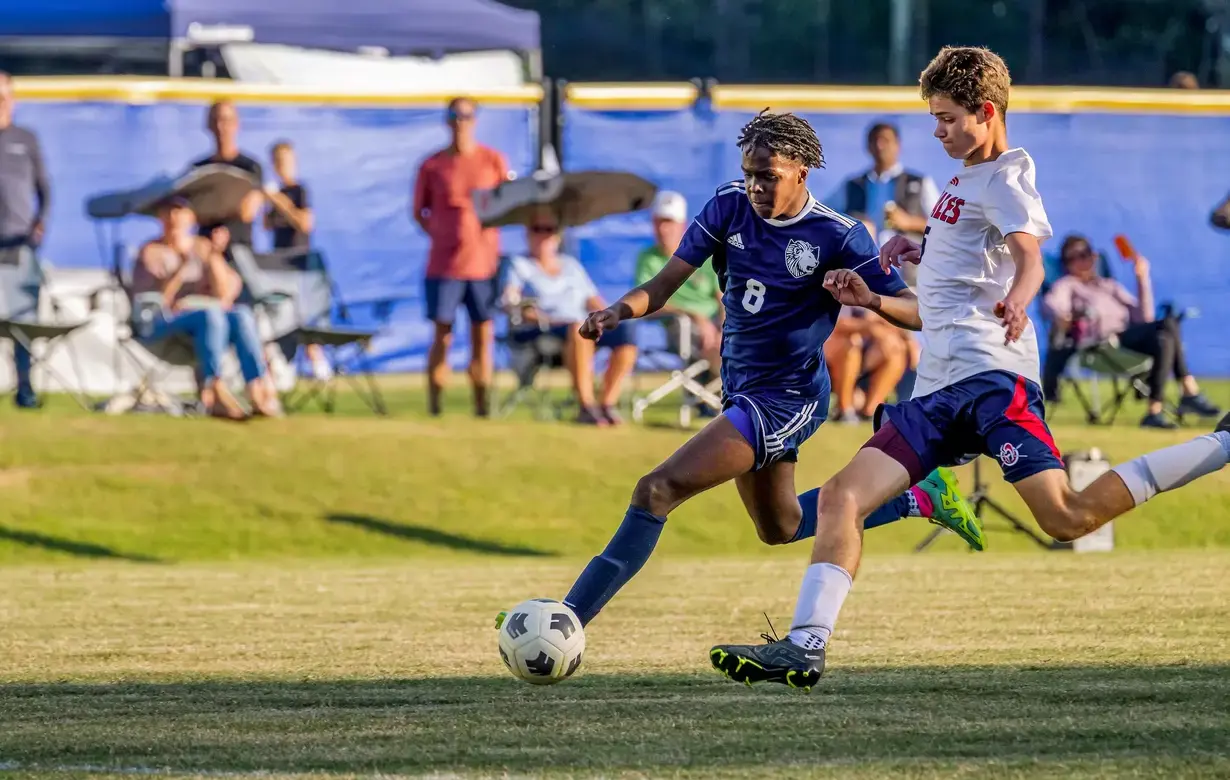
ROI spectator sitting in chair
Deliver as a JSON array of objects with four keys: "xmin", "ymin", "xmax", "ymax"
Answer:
[
  {"xmin": 1042, "ymin": 234, "xmax": 1220, "ymax": 429},
  {"xmin": 132, "ymin": 197, "xmax": 281, "ymax": 421},
  {"xmin": 823, "ymin": 305, "xmax": 909, "ymax": 424},
  {"xmin": 823, "ymin": 218, "xmax": 910, "ymax": 423},
  {"xmin": 502, "ymin": 208, "xmax": 637, "ymax": 427},
  {"xmin": 635, "ymin": 191, "xmax": 723, "ymax": 410}
]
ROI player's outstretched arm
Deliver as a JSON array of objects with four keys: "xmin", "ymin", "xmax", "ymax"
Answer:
[
  {"xmin": 822, "ymin": 269, "xmax": 921, "ymax": 331},
  {"xmin": 994, "ymin": 232, "xmax": 1045, "ymax": 344},
  {"xmin": 579, "ymin": 256, "xmax": 696, "ymax": 341}
]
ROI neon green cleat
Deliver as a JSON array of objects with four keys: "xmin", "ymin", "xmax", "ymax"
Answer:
[
  {"xmin": 494, "ymin": 610, "xmax": 507, "ymax": 630},
  {"xmin": 918, "ymin": 467, "xmax": 985, "ymax": 551}
]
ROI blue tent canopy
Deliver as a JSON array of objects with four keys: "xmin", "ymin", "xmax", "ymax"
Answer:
[
  {"xmin": 0, "ymin": 0, "xmax": 169, "ymax": 39},
  {"xmin": 0, "ymin": 0, "xmax": 540, "ymax": 53}
]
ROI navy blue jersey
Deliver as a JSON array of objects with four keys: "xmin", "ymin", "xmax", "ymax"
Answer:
[{"xmin": 675, "ymin": 181, "xmax": 908, "ymax": 397}]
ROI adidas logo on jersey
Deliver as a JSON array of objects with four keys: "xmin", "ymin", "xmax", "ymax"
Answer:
[
  {"xmin": 949, "ymin": 176, "xmax": 960, "ymax": 187},
  {"xmin": 727, "ymin": 233, "xmax": 745, "ymax": 249}
]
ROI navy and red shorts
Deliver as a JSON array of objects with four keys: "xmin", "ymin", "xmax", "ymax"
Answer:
[{"xmin": 866, "ymin": 370, "xmax": 1063, "ymax": 484}]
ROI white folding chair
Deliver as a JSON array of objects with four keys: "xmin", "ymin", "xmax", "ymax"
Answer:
[{"xmin": 632, "ymin": 312, "xmax": 722, "ymax": 427}]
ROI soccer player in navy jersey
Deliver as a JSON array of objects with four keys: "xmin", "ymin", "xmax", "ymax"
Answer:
[
  {"xmin": 516, "ymin": 111, "xmax": 986, "ymax": 634},
  {"xmin": 710, "ymin": 47, "xmax": 1230, "ymax": 691}
]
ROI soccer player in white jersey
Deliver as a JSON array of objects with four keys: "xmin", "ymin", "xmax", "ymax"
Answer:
[{"xmin": 709, "ymin": 46, "xmax": 1230, "ymax": 690}]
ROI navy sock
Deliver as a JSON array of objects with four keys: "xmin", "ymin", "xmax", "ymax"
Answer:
[
  {"xmin": 564, "ymin": 505, "xmax": 666, "ymax": 626},
  {"xmin": 789, "ymin": 487, "xmax": 821, "ymax": 542},
  {"xmin": 789, "ymin": 487, "xmax": 910, "ymax": 541},
  {"xmin": 865, "ymin": 492, "xmax": 913, "ymax": 529}
]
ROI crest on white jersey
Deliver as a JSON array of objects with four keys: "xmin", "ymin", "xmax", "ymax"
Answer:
[{"xmin": 785, "ymin": 239, "xmax": 820, "ymax": 278}]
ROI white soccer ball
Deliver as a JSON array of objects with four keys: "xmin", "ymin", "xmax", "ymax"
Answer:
[{"xmin": 497, "ymin": 598, "xmax": 585, "ymax": 685}]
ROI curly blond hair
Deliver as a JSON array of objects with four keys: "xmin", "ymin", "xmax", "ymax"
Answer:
[{"xmin": 919, "ymin": 46, "xmax": 1011, "ymax": 117}]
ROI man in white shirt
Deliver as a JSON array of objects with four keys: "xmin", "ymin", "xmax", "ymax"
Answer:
[{"xmin": 710, "ymin": 45, "xmax": 1230, "ymax": 691}]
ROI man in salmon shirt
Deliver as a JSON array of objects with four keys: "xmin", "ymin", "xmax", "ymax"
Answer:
[{"xmin": 413, "ymin": 97, "xmax": 509, "ymax": 417}]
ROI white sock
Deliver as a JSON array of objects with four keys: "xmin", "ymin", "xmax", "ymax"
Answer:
[
  {"xmin": 786, "ymin": 562, "xmax": 853, "ymax": 650},
  {"xmin": 1112, "ymin": 431, "xmax": 1230, "ymax": 506}
]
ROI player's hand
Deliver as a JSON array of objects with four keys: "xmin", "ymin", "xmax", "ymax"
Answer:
[
  {"xmin": 580, "ymin": 308, "xmax": 620, "ymax": 341},
  {"xmin": 1132, "ymin": 254, "xmax": 1150, "ymax": 279},
  {"xmin": 994, "ymin": 297, "xmax": 1029, "ymax": 344},
  {"xmin": 823, "ymin": 269, "xmax": 876, "ymax": 308},
  {"xmin": 879, "ymin": 235, "xmax": 921, "ymax": 274}
]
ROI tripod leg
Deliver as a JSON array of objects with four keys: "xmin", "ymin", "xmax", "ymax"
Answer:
[
  {"xmin": 913, "ymin": 525, "xmax": 948, "ymax": 552},
  {"xmin": 980, "ymin": 495, "xmax": 1055, "ymax": 549}
]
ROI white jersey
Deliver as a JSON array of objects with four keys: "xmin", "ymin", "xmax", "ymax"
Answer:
[{"xmin": 912, "ymin": 148, "xmax": 1052, "ymax": 398}]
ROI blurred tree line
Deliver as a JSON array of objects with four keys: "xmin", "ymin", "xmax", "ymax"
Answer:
[{"xmin": 507, "ymin": 0, "xmax": 1229, "ymax": 87}]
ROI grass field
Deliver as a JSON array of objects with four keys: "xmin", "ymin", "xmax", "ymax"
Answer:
[
  {"xmin": 1, "ymin": 378, "xmax": 1229, "ymax": 778},
  {"xmin": 2, "ymin": 555, "xmax": 1229, "ymax": 778}
]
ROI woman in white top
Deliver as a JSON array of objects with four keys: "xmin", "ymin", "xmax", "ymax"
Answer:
[{"xmin": 502, "ymin": 208, "xmax": 638, "ymax": 426}]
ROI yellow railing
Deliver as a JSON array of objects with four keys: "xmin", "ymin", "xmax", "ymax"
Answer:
[
  {"xmin": 15, "ymin": 77, "xmax": 1230, "ymax": 114},
  {"xmin": 12, "ymin": 77, "xmax": 544, "ymax": 106},
  {"xmin": 563, "ymin": 82, "xmax": 1230, "ymax": 114}
]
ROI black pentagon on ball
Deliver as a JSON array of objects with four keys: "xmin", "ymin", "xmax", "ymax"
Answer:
[
  {"xmin": 550, "ymin": 612, "xmax": 577, "ymax": 639},
  {"xmin": 504, "ymin": 612, "xmax": 530, "ymax": 639},
  {"xmin": 525, "ymin": 650, "xmax": 556, "ymax": 677},
  {"xmin": 565, "ymin": 652, "xmax": 583, "ymax": 678},
  {"xmin": 499, "ymin": 647, "xmax": 512, "ymax": 668},
  {"xmin": 531, "ymin": 598, "xmax": 559, "ymax": 603}
]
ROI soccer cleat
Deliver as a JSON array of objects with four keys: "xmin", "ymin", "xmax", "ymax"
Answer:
[
  {"xmin": 918, "ymin": 467, "xmax": 985, "ymax": 551},
  {"xmin": 1216, "ymin": 411, "xmax": 1230, "ymax": 434},
  {"xmin": 494, "ymin": 610, "xmax": 507, "ymax": 630},
  {"xmin": 710, "ymin": 636, "xmax": 824, "ymax": 690}
]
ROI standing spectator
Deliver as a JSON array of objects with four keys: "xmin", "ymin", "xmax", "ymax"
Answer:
[
  {"xmin": 264, "ymin": 140, "xmax": 313, "ymax": 252},
  {"xmin": 0, "ymin": 71, "xmax": 49, "ymax": 409},
  {"xmin": 263, "ymin": 140, "xmax": 330, "ymax": 381},
  {"xmin": 825, "ymin": 122, "xmax": 938, "ymax": 286},
  {"xmin": 413, "ymin": 97, "xmax": 508, "ymax": 417},
  {"xmin": 192, "ymin": 100, "xmax": 263, "ymax": 249},
  {"xmin": 634, "ymin": 190, "xmax": 723, "ymax": 384}
]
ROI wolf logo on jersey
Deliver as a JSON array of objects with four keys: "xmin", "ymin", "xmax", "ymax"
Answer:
[{"xmin": 785, "ymin": 239, "xmax": 821, "ymax": 278}]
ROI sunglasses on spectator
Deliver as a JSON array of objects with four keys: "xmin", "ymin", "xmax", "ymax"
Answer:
[
  {"xmin": 449, "ymin": 110, "xmax": 476, "ymax": 122},
  {"xmin": 1064, "ymin": 246, "xmax": 1094, "ymax": 262},
  {"xmin": 530, "ymin": 224, "xmax": 559, "ymax": 234}
]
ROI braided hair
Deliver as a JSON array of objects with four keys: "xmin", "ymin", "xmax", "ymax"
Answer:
[{"xmin": 736, "ymin": 109, "xmax": 825, "ymax": 169}]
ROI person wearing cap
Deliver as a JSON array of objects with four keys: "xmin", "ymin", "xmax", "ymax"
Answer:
[
  {"xmin": 131, "ymin": 196, "xmax": 282, "ymax": 420},
  {"xmin": 635, "ymin": 191, "xmax": 723, "ymax": 386},
  {"xmin": 413, "ymin": 96, "xmax": 509, "ymax": 418},
  {"xmin": 824, "ymin": 122, "xmax": 938, "ymax": 287}
]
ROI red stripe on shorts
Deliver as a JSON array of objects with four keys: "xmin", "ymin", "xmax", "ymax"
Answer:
[{"xmin": 1005, "ymin": 375, "xmax": 1061, "ymax": 460}]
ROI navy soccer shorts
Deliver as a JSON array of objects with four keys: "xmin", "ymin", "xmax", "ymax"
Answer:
[
  {"xmin": 724, "ymin": 391, "xmax": 827, "ymax": 471},
  {"xmin": 869, "ymin": 370, "xmax": 1064, "ymax": 484},
  {"xmin": 424, "ymin": 277, "xmax": 498, "ymax": 325}
]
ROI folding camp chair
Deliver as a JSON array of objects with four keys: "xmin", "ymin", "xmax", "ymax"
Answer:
[
  {"xmin": 496, "ymin": 308, "xmax": 573, "ymax": 420},
  {"xmin": 90, "ymin": 246, "xmax": 202, "ymax": 416},
  {"xmin": 230, "ymin": 245, "xmax": 386, "ymax": 415},
  {"xmin": 1045, "ymin": 324, "xmax": 1162, "ymax": 426},
  {"xmin": 631, "ymin": 312, "xmax": 722, "ymax": 427},
  {"xmin": 0, "ymin": 245, "xmax": 91, "ymax": 409}
]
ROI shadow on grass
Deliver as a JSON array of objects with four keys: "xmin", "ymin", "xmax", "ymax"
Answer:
[
  {"xmin": 1, "ymin": 664, "xmax": 1228, "ymax": 776},
  {"xmin": 0, "ymin": 526, "xmax": 161, "ymax": 563},
  {"xmin": 325, "ymin": 513, "xmax": 554, "ymax": 557}
]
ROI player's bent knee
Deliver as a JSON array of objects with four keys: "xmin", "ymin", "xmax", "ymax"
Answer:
[
  {"xmin": 815, "ymin": 479, "xmax": 859, "ymax": 523},
  {"xmin": 631, "ymin": 470, "xmax": 687, "ymax": 516},
  {"xmin": 1033, "ymin": 502, "xmax": 1095, "ymax": 543},
  {"xmin": 752, "ymin": 506, "xmax": 803, "ymax": 546}
]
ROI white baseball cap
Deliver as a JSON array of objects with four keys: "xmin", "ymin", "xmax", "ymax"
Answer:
[{"xmin": 651, "ymin": 190, "xmax": 688, "ymax": 223}]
